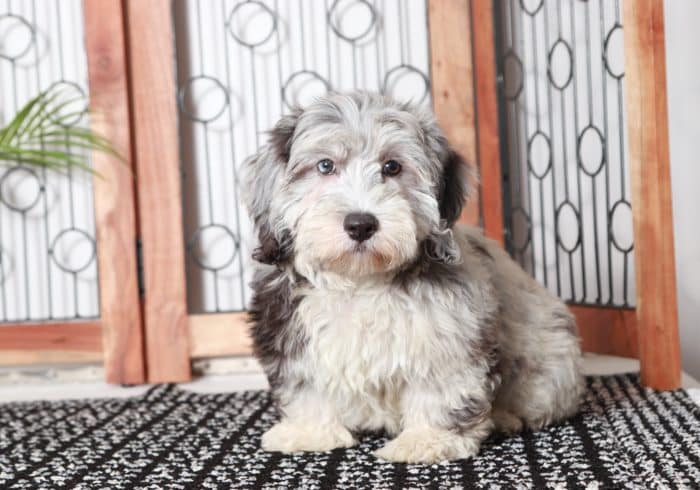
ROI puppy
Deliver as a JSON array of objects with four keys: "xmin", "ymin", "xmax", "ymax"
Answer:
[{"xmin": 242, "ymin": 92, "xmax": 583, "ymax": 464}]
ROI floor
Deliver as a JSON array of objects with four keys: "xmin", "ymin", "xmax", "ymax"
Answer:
[{"xmin": 1, "ymin": 354, "xmax": 699, "ymax": 405}]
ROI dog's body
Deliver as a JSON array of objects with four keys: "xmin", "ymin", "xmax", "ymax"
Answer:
[{"xmin": 243, "ymin": 92, "xmax": 583, "ymax": 463}]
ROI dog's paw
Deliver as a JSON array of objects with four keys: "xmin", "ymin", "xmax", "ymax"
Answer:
[
  {"xmin": 491, "ymin": 409, "xmax": 523, "ymax": 435},
  {"xmin": 373, "ymin": 428, "xmax": 481, "ymax": 464},
  {"xmin": 261, "ymin": 421, "xmax": 357, "ymax": 453}
]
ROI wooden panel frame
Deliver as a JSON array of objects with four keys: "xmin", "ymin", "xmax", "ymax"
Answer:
[
  {"xmin": 468, "ymin": 0, "xmax": 681, "ymax": 389},
  {"xmin": 470, "ymin": 0, "xmax": 504, "ymax": 245},
  {"xmin": 126, "ymin": 1, "xmax": 680, "ymax": 393},
  {"xmin": 125, "ymin": 0, "xmax": 191, "ymax": 382},
  {"xmin": 85, "ymin": 0, "xmax": 145, "ymax": 384},
  {"xmin": 0, "ymin": 322, "xmax": 102, "ymax": 365},
  {"xmin": 428, "ymin": 0, "xmax": 479, "ymax": 226},
  {"xmin": 623, "ymin": 0, "xmax": 681, "ymax": 389},
  {"xmin": 0, "ymin": 0, "xmax": 146, "ymax": 384},
  {"xmin": 189, "ymin": 313, "xmax": 251, "ymax": 359}
]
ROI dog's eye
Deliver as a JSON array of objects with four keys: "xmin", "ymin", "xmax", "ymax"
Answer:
[
  {"xmin": 317, "ymin": 159, "xmax": 335, "ymax": 175},
  {"xmin": 382, "ymin": 160, "xmax": 402, "ymax": 176}
]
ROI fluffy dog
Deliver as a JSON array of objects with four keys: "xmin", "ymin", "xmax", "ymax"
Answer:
[{"xmin": 242, "ymin": 92, "xmax": 583, "ymax": 464}]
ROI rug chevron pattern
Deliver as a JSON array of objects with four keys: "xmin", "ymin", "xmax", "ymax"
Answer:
[{"xmin": 1, "ymin": 374, "xmax": 699, "ymax": 489}]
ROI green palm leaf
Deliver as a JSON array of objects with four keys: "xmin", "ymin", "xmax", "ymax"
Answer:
[{"xmin": 0, "ymin": 86, "xmax": 123, "ymax": 176}]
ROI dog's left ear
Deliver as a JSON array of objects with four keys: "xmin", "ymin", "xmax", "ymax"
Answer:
[
  {"xmin": 437, "ymin": 148, "xmax": 469, "ymax": 227},
  {"xmin": 420, "ymin": 118, "xmax": 472, "ymax": 264},
  {"xmin": 242, "ymin": 110, "xmax": 301, "ymax": 265}
]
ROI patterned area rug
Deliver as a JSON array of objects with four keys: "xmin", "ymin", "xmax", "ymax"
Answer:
[{"xmin": 1, "ymin": 374, "xmax": 699, "ymax": 489}]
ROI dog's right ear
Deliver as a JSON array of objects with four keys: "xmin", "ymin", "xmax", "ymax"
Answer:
[{"xmin": 242, "ymin": 110, "xmax": 301, "ymax": 265}]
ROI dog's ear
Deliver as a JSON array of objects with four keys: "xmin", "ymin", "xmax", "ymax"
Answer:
[
  {"xmin": 418, "ymin": 116, "xmax": 472, "ymax": 264},
  {"xmin": 242, "ymin": 110, "xmax": 301, "ymax": 265},
  {"xmin": 437, "ymin": 148, "xmax": 469, "ymax": 227}
]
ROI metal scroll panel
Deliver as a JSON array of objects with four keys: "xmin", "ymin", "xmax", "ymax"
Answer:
[
  {"xmin": 496, "ymin": 0, "xmax": 635, "ymax": 307},
  {"xmin": 173, "ymin": 0, "xmax": 431, "ymax": 313},
  {"xmin": 0, "ymin": 0, "xmax": 98, "ymax": 322}
]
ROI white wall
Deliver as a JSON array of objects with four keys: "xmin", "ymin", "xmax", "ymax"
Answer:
[{"xmin": 665, "ymin": 0, "xmax": 700, "ymax": 379}]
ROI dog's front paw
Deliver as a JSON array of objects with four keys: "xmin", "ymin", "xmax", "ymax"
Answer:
[
  {"xmin": 373, "ymin": 428, "xmax": 481, "ymax": 464},
  {"xmin": 262, "ymin": 421, "xmax": 357, "ymax": 453}
]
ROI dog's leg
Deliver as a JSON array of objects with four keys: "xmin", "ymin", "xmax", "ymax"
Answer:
[
  {"xmin": 374, "ymin": 385, "xmax": 494, "ymax": 464},
  {"xmin": 262, "ymin": 389, "xmax": 356, "ymax": 453}
]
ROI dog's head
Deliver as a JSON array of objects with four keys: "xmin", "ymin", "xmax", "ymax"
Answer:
[{"xmin": 242, "ymin": 92, "xmax": 471, "ymax": 279}]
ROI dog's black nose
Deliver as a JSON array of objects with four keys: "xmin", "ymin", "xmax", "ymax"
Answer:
[{"xmin": 344, "ymin": 213, "xmax": 379, "ymax": 242}]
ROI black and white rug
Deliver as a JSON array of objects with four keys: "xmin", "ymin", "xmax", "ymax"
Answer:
[{"xmin": 1, "ymin": 374, "xmax": 699, "ymax": 489}]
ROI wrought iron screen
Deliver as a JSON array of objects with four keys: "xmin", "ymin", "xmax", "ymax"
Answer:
[
  {"xmin": 0, "ymin": 0, "xmax": 98, "ymax": 322},
  {"xmin": 173, "ymin": 0, "xmax": 431, "ymax": 313},
  {"xmin": 495, "ymin": 0, "xmax": 635, "ymax": 307}
]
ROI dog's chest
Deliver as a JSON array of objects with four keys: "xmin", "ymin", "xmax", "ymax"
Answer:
[{"xmin": 296, "ymin": 284, "xmax": 462, "ymax": 393}]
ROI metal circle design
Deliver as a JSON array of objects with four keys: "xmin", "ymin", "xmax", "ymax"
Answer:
[
  {"xmin": 46, "ymin": 80, "xmax": 88, "ymax": 127},
  {"xmin": 609, "ymin": 200, "xmax": 634, "ymax": 252},
  {"xmin": 382, "ymin": 64, "xmax": 430, "ymax": 105},
  {"xmin": 547, "ymin": 39, "xmax": 573, "ymax": 91},
  {"xmin": 510, "ymin": 206, "xmax": 532, "ymax": 252},
  {"xmin": 503, "ymin": 51, "xmax": 524, "ymax": 100},
  {"xmin": 282, "ymin": 70, "xmax": 331, "ymax": 109},
  {"xmin": 603, "ymin": 24, "xmax": 624, "ymax": 79},
  {"xmin": 577, "ymin": 125, "xmax": 605, "ymax": 177},
  {"xmin": 519, "ymin": 0, "xmax": 544, "ymax": 16},
  {"xmin": 188, "ymin": 224, "xmax": 239, "ymax": 271},
  {"xmin": 0, "ymin": 14, "xmax": 35, "ymax": 61},
  {"xmin": 0, "ymin": 166, "xmax": 42, "ymax": 213},
  {"xmin": 178, "ymin": 75, "xmax": 230, "ymax": 124},
  {"xmin": 526, "ymin": 131, "xmax": 552, "ymax": 179},
  {"xmin": 555, "ymin": 201, "xmax": 582, "ymax": 253},
  {"xmin": 49, "ymin": 228, "xmax": 97, "ymax": 274},
  {"xmin": 227, "ymin": 1, "xmax": 277, "ymax": 49},
  {"xmin": 328, "ymin": 0, "xmax": 377, "ymax": 43}
]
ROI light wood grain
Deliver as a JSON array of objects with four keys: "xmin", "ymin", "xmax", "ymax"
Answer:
[
  {"xmin": 0, "ymin": 322, "xmax": 102, "ymax": 366},
  {"xmin": 84, "ymin": 0, "xmax": 145, "ymax": 384},
  {"xmin": 188, "ymin": 313, "xmax": 252, "ymax": 358},
  {"xmin": 125, "ymin": 0, "xmax": 191, "ymax": 382},
  {"xmin": 623, "ymin": 0, "xmax": 681, "ymax": 390},
  {"xmin": 428, "ymin": 0, "xmax": 479, "ymax": 226},
  {"xmin": 570, "ymin": 305, "xmax": 639, "ymax": 359},
  {"xmin": 470, "ymin": 0, "xmax": 504, "ymax": 244}
]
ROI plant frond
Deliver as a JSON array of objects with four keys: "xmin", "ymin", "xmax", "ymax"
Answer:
[{"xmin": 0, "ymin": 86, "xmax": 123, "ymax": 175}]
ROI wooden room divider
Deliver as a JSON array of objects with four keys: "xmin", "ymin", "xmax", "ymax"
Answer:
[
  {"xmin": 0, "ymin": 0, "xmax": 144, "ymax": 384},
  {"xmin": 0, "ymin": 0, "xmax": 680, "ymax": 390}
]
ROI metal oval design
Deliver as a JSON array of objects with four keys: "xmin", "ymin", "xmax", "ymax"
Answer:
[
  {"xmin": 282, "ymin": 70, "xmax": 332, "ymax": 110},
  {"xmin": 178, "ymin": 75, "xmax": 230, "ymax": 124},
  {"xmin": 49, "ymin": 228, "xmax": 97, "ymax": 274},
  {"xmin": 503, "ymin": 51, "xmax": 524, "ymax": 100},
  {"xmin": 381, "ymin": 64, "xmax": 431, "ymax": 105},
  {"xmin": 45, "ymin": 80, "xmax": 88, "ymax": 127},
  {"xmin": 609, "ymin": 200, "xmax": 634, "ymax": 253},
  {"xmin": 577, "ymin": 125, "xmax": 606, "ymax": 177},
  {"xmin": 0, "ymin": 166, "xmax": 42, "ymax": 213},
  {"xmin": 547, "ymin": 39, "xmax": 573, "ymax": 91},
  {"xmin": 603, "ymin": 24, "xmax": 625, "ymax": 79},
  {"xmin": 527, "ymin": 131, "xmax": 552, "ymax": 179},
  {"xmin": 188, "ymin": 224, "xmax": 240, "ymax": 271},
  {"xmin": 519, "ymin": 0, "xmax": 544, "ymax": 16},
  {"xmin": 226, "ymin": 1, "xmax": 277, "ymax": 49},
  {"xmin": 328, "ymin": 0, "xmax": 377, "ymax": 43},
  {"xmin": 0, "ymin": 14, "xmax": 35, "ymax": 61},
  {"xmin": 555, "ymin": 201, "xmax": 582, "ymax": 253}
]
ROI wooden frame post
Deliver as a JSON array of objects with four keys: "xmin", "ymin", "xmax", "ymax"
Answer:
[
  {"xmin": 428, "ymin": 0, "xmax": 479, "ymax": 226},
  {"xmin": 84, "ymin": 0, "xmax": 145, "ymax": 384},
  {"xmin": 125, "ymin": 0, "xmax": 191, "ymax": 382},
  {"xmin": 623, "ymin": 0, "xmax": 681, "ymax": 390},
  {"xmin": 470, "ymin": 0, "xmax": 505, "ymax": 245}
]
